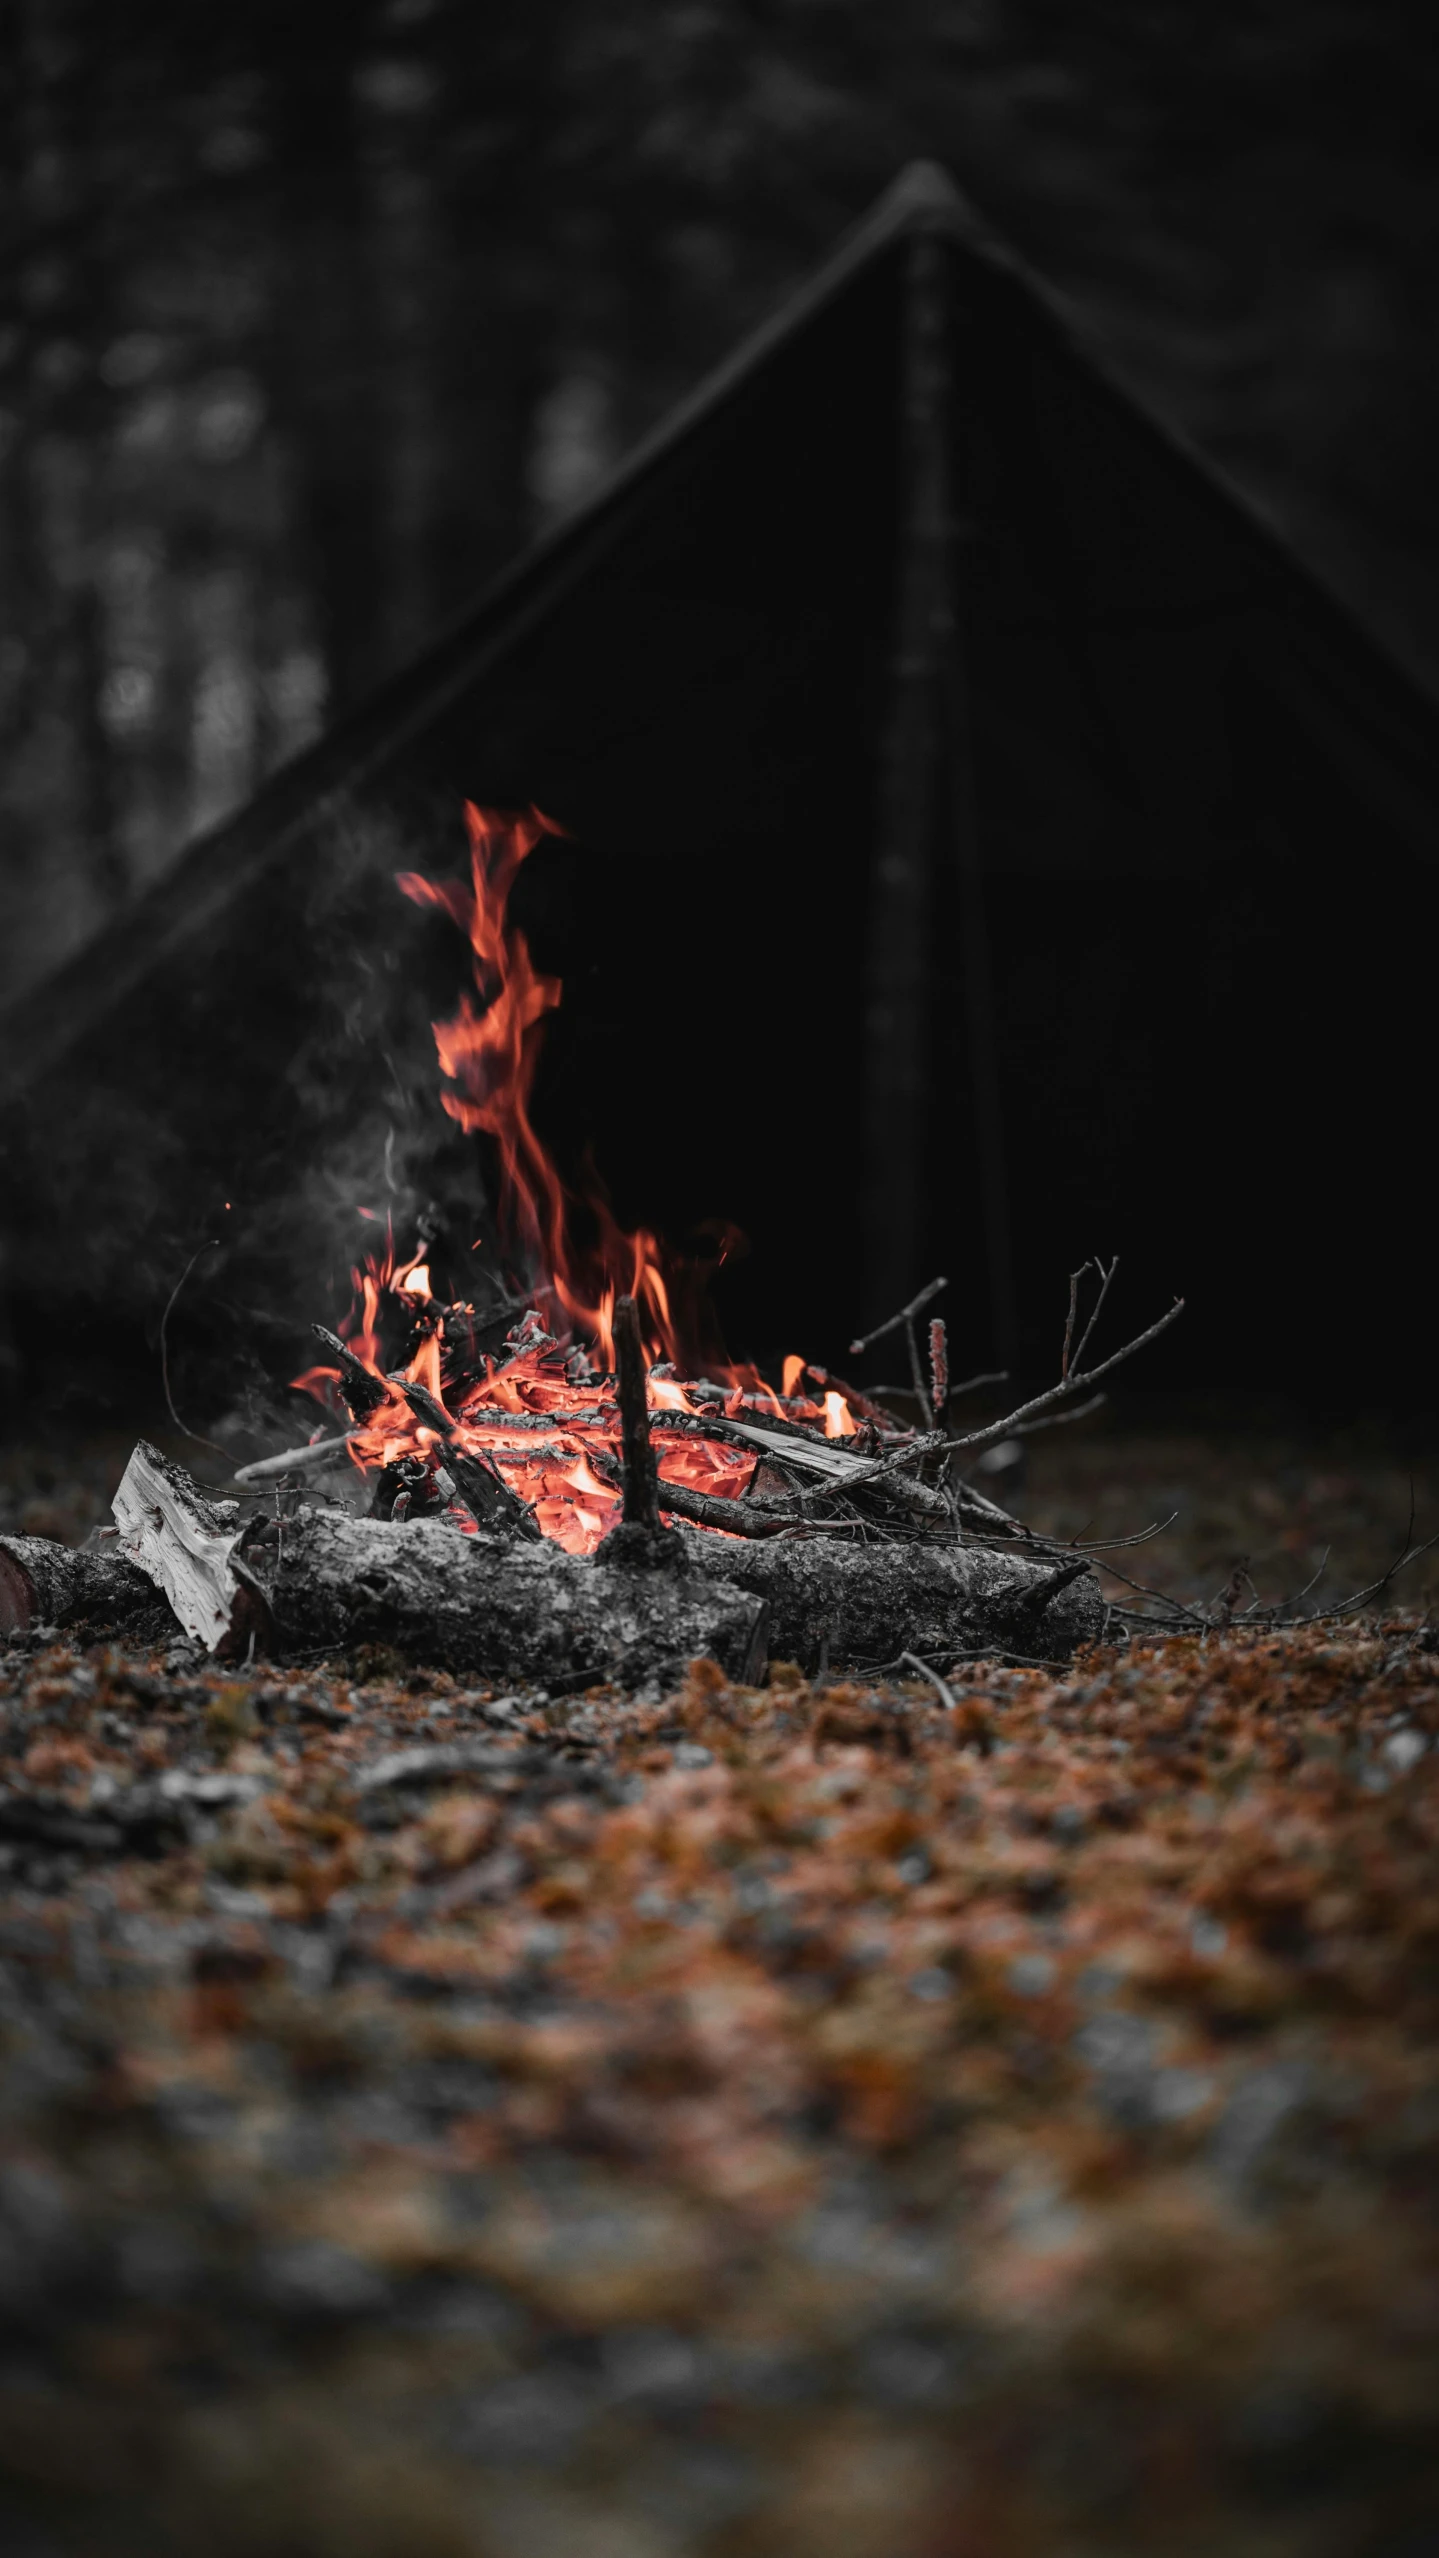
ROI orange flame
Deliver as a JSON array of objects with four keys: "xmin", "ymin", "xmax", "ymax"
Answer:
[
  {"xmin": 398, "ymin": 804, "xmax": 567, "ymax": 1283},
  {"xmin": 298, "ymin": 804, "xmax": 868, "ymax": 1557},
  {"xmin": 398, "ymin": 802, "xmax": 698, "ymax": 1368}
]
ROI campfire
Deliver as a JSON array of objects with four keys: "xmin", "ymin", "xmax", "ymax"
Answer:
[
  {"xmin": 268, "ymin": 799, "xmax": 877, "ymax": 1557},
  {"xmin": 1, "ymin": 802, "xmax": 1197, "ymax": 1685},
  {"xmin": 239, "ymin": 802, "xmax": 1173, "ymax": 1559}
]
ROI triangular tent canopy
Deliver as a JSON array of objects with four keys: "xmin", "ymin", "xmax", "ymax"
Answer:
[{"xmin": 3, "ymin": 163, "xmax": 1436, "ymax": 1413}]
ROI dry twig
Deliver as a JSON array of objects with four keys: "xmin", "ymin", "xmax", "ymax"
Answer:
[
  {"xmin": 900, "ymin": 1649, "xmax": 956, "ymax": 1711},
  {"xmin": 941, "ymin": 1295, "xmax": 1185, "ymax": 1464},
  {"xmin": 159, "ymin": 1242, "xmax": 231, "ymax": 1461},
  {"xmin": 849, "ymin": 1276, "xmax": 948, "ymax": 1358}
]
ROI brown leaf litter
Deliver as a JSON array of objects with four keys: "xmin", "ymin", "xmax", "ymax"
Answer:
[{"xmin": 1, "ymin": 1611, "xmax": 1437, "ymax": 2556}]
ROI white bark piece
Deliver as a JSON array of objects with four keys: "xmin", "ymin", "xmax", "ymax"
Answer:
[{"xmin": 112, "ymin": 1441, "xmax": 244, "ymax": 1651}]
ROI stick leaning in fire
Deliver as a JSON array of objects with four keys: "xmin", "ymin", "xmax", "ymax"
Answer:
[
  {"xmin": 398, "ymin": 1377, "xmax": 543, "ymax": 1541},
  {"xmin": 612, "ymin": 1293, "xmax": 660, "ymax": 1529}
]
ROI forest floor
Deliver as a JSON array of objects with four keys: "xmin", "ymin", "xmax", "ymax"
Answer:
[{"xmin": 1, "ymin": 1425, "xmax": 1437, "ymax": 2557}]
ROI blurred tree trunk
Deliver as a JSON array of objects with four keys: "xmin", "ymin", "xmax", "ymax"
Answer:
[
  {"xmin": 267, "ymin": 27, "xmax": 386, "ymax": 714},
  {"xmin": 356, "ymin": 45, "xmax": 444, "ymax": 676},
  {"xmin": 0, "ymin": 0, "xmax": 124, "ymax": 1000}
]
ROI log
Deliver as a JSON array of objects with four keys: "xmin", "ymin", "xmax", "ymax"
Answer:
[
  {"xmin": 0, "ymin": 1534, "xmax": 177, "ymax": 1644},
  {"xmin": 8, "ymin": 1492, "xmax": 1102, "ymax": 1680},
  {"xmin": 239, "ymin": 1508, "xmax": 769, "ymax": 1688},
  {"xmin": 98, "ymin": 1443, "xmax": 764, "ymax": 1682},
  {"xmin": 674, "ymin": 1529, "xmax": 1104, "ymax": 1668},
  {"xmin": 15, "ymin": 1437, "xmax": 1104, "ymax": 1683},
  {"xmin": 241, "ymin": 1511, "xmax": 1101, "ymax": 1682}
]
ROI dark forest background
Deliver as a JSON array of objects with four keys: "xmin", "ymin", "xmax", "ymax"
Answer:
[{"xmin": 3, "ymin": 0, "xmax": 1438, "ymax": 1012}]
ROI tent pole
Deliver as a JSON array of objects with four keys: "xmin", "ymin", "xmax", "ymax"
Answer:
[
  {"xmin": 863, "ymin": 228, "xmax": 948, "ymax": 1329},
  {"xmin": 939, "ymin": 622, "xmax": 1016, "ymax": 1369},
  {"xmin": 932, "ymin": 277, "xmax": 1015, "ymax": 1367},
  {"xmin": 865, "ymin": 220, "xmax": 1016, "ymax": 1365}
]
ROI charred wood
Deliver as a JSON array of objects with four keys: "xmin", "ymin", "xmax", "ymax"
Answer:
[
  {"xmin": 453, "ymin": 1405, "xmax": 620, "ymax": 1432},
  {"xmin": 653, "ymin": 1476, "xmax": 812, "ymax": 1538},
  {"xmin": 399, "ymin": 1379, "xmax": 541, "ymax": 1541},
  {"xmin": 310, "ymin": 1322, "xmax": 391, "ymax": 1423},
  {"xmin": 572, "ymin": 1437, "xmax": 801, "ymax": 1541},
  {"xmin": 368, "ymin": 1454, "xmax": 446, "ymax": 1522},
  {"xmin": 654, "ymin": 1410, "xmax": 944, "ymax": 1518}
]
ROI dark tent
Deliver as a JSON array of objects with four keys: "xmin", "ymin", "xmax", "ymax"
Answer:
[{"xmin": 3, "ymin": 163, "xmax": 1436, "ymax": 1417}]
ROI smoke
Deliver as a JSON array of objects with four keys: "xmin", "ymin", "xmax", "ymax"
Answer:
[{"xmin": 3, "ymin": 783, "xmax": 498, "ymax": 1440}]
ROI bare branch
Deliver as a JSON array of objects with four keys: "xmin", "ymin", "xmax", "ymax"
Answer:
[
  {"xmin": 865, "ymin": 1369, "xmax": 1008, "ymax": 1407},
  {"xmin": 1007, "ymin": 1393, "xmax": 1107, "ymax": 1440},
  {"xmin": 1088, "ymin": 1556, "xmax": 1210, "ymax": 1627},
  {"xmin": 966, "ymin": 1509, "xmax": 1182, "ymax": 1559},
  {"xmin": 849, "ymin": 1275, "xmax": 948, "ymax": 1358},
  {"xmin": 949, "ymin": 1367, "xmax": 1008, "ymax": 1402},
  {"xmin": 940, "ymin": 1296, "xmax": 1185, "ymax": 1463},
  {"xmin": 1060, "ymin": 1263, "xmax": 1086, "ymax": 1380},
  {"xmin": 1303, "ymin": 1531, "xmax": 1439, "ymax": 1626},
  {"xmin": 1070, "ymin": 1254, "xmax": 1119, "ymax": 1375},
  {"xmin": 1240, "ymin": 1550, "xmax": 1331, "ymax": 1624},
  {"xmin": 1207, "ymin": 1559, "xmax": 1257, "ymax": 1628},
  {"xmin": 1074, "ymin": 1512, "xmax": 1180, "ymax": 1554}
]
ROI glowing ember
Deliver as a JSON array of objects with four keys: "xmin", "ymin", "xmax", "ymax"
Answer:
[{"xmin": 298, "ymin": 803, "xmax": 856, "ymax": 1554}]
